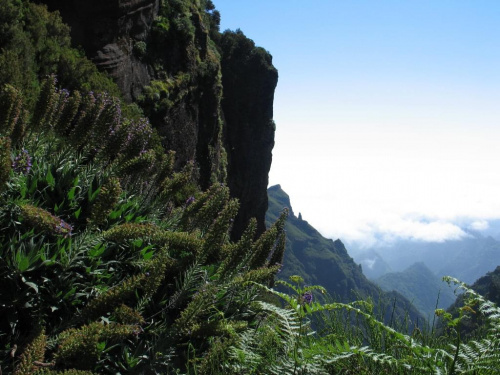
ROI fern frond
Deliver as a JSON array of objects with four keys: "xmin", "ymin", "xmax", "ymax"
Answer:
[
  {"xmin": 163, "ymin": 262, "xmax": 207, "ymax": 312},
  {"xmin": 255, "ymin": 301, "xmax": 301, "ymax": 342}
]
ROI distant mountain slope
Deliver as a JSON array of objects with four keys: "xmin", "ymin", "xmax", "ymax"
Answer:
[
  {"xmin": 266, "ymin": 185, "xmax": 424, "ymax": 324},
  {"xmin": 353, "ymin": 236, "xmax": 500, "ymax": 284},
  {"xmin": 444, "ymin": 266, "xmax": 500, "ymax": 336},
  {"xmin": 467, "ymin": 265, "xmax": 500, "ymax": 304},
  {"xmin": 349, "ymin": 248, "xmax": 392, "ymax": 279},
  {"xmin": 375, "ymin": 262, "xmax": 456, "ymax": 317}
]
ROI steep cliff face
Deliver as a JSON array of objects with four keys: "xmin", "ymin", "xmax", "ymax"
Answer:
[
  {"xmin": 37, "ymin": 0, "xmax": 277, "ymax": 232},
  {"xmin": 220, "ymin": 30, "xmax": 278, "ymax": 238},
  {"xmin": 38, "ymin": 0, "xmax": 223, "ymax": 188},
  {"xmin": 139, "ymin": 1, "xmax": 226, "ymax": 189}
]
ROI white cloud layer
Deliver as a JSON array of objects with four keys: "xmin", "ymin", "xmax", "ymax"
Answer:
[
  {"xmin": 330, "ymin": 217, "xmax": 469, "ymax": 248},
  {"xmin": 469, "ymin": 220, "xmax": 489, "ymax": 231},
  {"xmin": 269, "ymin": 121, "xmax": 500, "ymax": 249},
  {"xmin": 362, "ymin": 258, "xmax": 377, "ymax": 270}
]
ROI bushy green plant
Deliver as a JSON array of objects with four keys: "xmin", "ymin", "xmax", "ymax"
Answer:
[
  {"xmin": 13, "ymin": 328, "xmax": 47, "ymax": 375},
  {"xmin": 219, "ymin": 274, "xmax": 500, "ymax": 375},
  {"xmin": 0, "ymin": 0, "xmax": 120, "ymax": 107},
  {"xmin": 0, "ymin": 77, "xmax": 288, "ymax": 374}
]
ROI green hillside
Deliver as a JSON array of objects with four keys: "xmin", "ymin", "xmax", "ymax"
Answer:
[
  {"xmin": 376, "ymin": 262, "xmax": 456, "ymax": 317},
  {"xmin": 360, "ymin": 236, "xmax": 500, "ymax": 284},
  {"xmin": 445, "ymin": 266, "xmax": 500, "ymax": 337},
  {"xmin": 266, "ymin": 185, "xmax": 424, "ymax": 323}
]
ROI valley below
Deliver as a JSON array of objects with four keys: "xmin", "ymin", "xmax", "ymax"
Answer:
[{"xmin": 268, "ymin": 184, "xmax": 500, "ymax": 320}]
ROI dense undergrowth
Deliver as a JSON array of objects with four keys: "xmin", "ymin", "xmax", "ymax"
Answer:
[
  {"xmin": 1, "ymin": 78, "xmax": 500, "ymax": 374},
  {"xmin": 0, "ymin": 77, "xmax": 289, "ymax": 373},
  {"xmin": 0, "ymin": 0, "xmax": 120, "ymax": 107}
]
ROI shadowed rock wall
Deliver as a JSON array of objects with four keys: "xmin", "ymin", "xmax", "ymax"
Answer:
[
  {"xmin": 219, "ymin": 30, "xmax": 278, "ymax": 238},
  {"xmin": 38, "ymin": 0, "xmax": 158, "ymax": 101}
]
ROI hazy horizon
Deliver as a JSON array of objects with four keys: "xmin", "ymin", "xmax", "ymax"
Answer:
[{"xmin": 216, "ymin": 1, "xmax": 500, "ymax": 248}]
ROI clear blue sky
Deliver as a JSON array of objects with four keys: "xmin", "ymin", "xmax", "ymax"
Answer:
[{"xmin": 215, "ymin": 0, "xmax": 500, "ymax": 247}]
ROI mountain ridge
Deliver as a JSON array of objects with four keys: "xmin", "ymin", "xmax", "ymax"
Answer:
[
  {"xmin": 350, "ymin": 235, "xmax": 500, "ymax": 284},
  {"xmin": 267, "ymin": 184, "xmax": 425, "ymax": 324},
  {"xmin": 375, "ymin": 262, "xmax": 456, "ymax": 317}
]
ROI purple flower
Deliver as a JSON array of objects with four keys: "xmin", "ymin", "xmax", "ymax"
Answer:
[
  {"xmin": 302, "ymin": 292, "xmax": 313, "ymax": 304},
  {"xmin": 185, "ymin": 196, "xmax": 195, "ymax": 206},
  {"xmin": 12, "ymin": 149, "xmax": 32, "ymax": 174},
  {"xmin": 55, "ymin": 219, "xmax": 73, "ymax": 237},
  {"xmin": 60, "ymin": 89, "xmax": 70, "ymax": 104}
]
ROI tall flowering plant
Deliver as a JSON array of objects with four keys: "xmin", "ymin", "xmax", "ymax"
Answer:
[{"xmin": 12, "ymin": 149, "xmax": 32, "ymax": 175}]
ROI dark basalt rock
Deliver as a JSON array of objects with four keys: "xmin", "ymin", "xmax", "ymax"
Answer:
[
  {"xmin": 220, "ymin": 30, "xmax": 278, "ymax": 238},
  {"xmin": 38, "ymin": 0, "xmax": 159, "ymax": 101}
]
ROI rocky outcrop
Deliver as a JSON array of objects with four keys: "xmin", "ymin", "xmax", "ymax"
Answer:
[
  {"xmin": 139, "ymin": 2, "xmax": 226, "ymax": 190},
  {"xmin": 37, "ymin": 0, "xmax": 278, "ymax": 235},
  {"xmin": 220, "ymin": 30, "xmax": 278, "ymax": 238}
]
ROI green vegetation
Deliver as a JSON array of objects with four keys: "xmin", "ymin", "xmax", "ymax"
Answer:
[
  {"xmin": 445, "ymin": 266, "xmax": 500, "ymax": 338},
  {"xmin": 266, "ymin": 184, "xmax": 425, "ymax": 325},
  {"xmin": 0, "ymin": 0, "xmax": 499, "ymax": 373},
  {"xmin": 0, "ymin": 78, "xmax": 287, "ymax": 374},
  {"xmin": 247, "ymin": 184, "xmax": 500, "ymax": 374},
  {"xmin": 376, "ymin": 262, "xmax": 457, "ymax": 317},
  {"xmin": 0, "ymin": 0, "xmax": 120, "ymax": 107}
]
